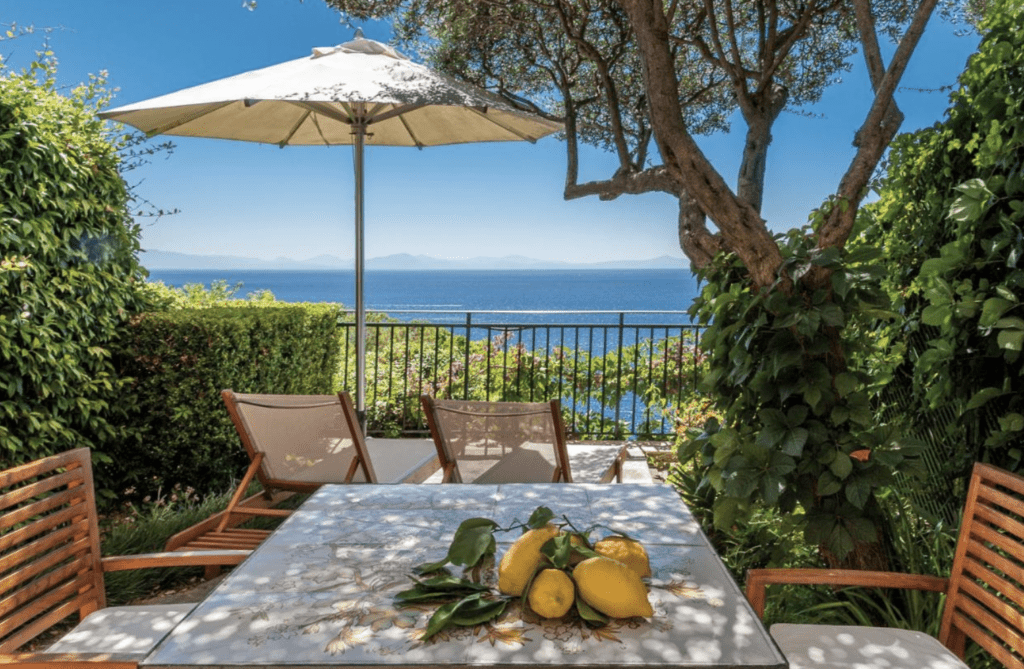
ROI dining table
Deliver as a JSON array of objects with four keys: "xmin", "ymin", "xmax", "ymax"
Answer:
[{"xmin": 140, "ymin": 483, "xmax": 788, "ymax": 669}]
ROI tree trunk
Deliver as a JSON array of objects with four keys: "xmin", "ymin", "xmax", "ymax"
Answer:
[{"xmin": 618, "ymin": 0, "xmax": 785, "ymax": 289}]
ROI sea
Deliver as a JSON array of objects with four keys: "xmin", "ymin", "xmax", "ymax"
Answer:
[{"xmin": 146, "ymin": 269, "xmax": 701, "ymax": 326}]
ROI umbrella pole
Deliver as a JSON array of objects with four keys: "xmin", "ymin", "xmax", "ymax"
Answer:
[{"xmin": 353, "ymin": 121, "xmax": 367, "ymax": 431}]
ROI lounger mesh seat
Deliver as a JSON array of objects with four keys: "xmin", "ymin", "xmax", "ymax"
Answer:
[
  {"xmin": 164, "ymin": 391, "xmax": 375, "ymax": 567},
  {"xmin": 421, "ymin": 397, "xmax": 573, "ymax": 483}
]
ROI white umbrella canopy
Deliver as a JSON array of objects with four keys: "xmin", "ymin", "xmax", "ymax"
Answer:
[{"xmin": 100, "ymin": 34, "xmax": 562, "ymax": 423}]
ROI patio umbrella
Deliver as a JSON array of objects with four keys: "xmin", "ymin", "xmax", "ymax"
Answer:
[{"xmin": 100, "ymin": 33, "xmax": 561, "ymax": 422}]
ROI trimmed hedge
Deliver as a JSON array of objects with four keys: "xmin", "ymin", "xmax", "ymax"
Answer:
[
  {"xmin": 1, "ymin": 60, "xmax": 146, "ymax": 466},
  {"xmin": 107, "ymin": 303, "xmax": 342, "ymax": 499}
]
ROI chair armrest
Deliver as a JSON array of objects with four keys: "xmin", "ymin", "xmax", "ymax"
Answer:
[
  {"xmin": 745, "ymin": 568, "xmax": 949, "ymax": 618},
  {"xmin": 0, "ymin": 651, "xmax": 145, "ymax": 667},
  {"xmin": 101, "ymin": 549, "xmax": 250, "ymax": 572}
]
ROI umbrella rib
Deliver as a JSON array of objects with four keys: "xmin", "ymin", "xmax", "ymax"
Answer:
[
  {"xmin": 396, "ymin": 115, "xmax": 425, "ymax": 149},
  {"xmin": 466, "ymin": 107, "xmax": 537, "ymax": 143},
  {"xmin": 277, "ymin": 110, "xmax": 312, "ymax": 148},
  {"xmin": 295, "ymin": 101, "xmax": 356, "ymax": 126},
  {"xmin": 140, "ymin": 101, "xmax": 237, "ymax": 137}
]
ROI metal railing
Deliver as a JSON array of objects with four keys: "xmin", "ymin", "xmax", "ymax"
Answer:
[{"xmin": 337, "ymin": 310, "xmax": 706, "ymax": 440}]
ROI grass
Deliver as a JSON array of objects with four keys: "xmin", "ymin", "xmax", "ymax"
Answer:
[{"xmin": 100, "ymin": 482, "xmax": 303, "ymax": 606}]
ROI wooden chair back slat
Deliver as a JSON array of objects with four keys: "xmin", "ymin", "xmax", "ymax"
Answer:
[
  {"xmin": 0, "ymin": 469, "xmax": 84, "ymax": 517},
  {"xmin": 0, "ymin": 547, "xmax": 92, "ymax": 619},
  {"xmin": 0, "ymin": 529, "xmax": 90, "ymax": 599},
  {"xmin": 956, "ymin": 579, "xmax": 1024, "ymax": 641},
  {"xmin": 939, "ymin": 462, "xmax": 1024, "ymax": 668},
  {"xmin": 0, "ymin": 486, "xmax": 87, "ymax": 536},
  {"xmin": 0, "ymin": 505, "xmax": 84, "ymax": 556},
  {"xmin": 975, "ymin": 490, "xmax": 1024, "ymax": 537},
  {"xmin": 0, "ymin": 449, "xmax": 106, "ymax": 653},
  {"xmin": 0, "ymin": 574, "xmax": 95, "ymax": 648},
  {"xmin": 0, "ymin": 592, "xmax": 95, "ymax": 655}
]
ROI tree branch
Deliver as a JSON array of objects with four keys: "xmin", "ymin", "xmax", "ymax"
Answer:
[{"xmin": 817, "ymin": 0, "xmax": 938, "ymax": 253}]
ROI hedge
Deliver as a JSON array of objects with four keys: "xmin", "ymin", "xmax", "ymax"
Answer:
[
  {"xmin": 1, "ymin": 58, "xmax": 146, "ymax": 467},
  {"xmin": 106, "ymin": 303, "xmax": 342, "ymax": 499}
]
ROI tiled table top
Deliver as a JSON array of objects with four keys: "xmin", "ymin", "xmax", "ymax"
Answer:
[{"xmin": 142, "ymin": 484, "xmax": 786, "ymax": 669}]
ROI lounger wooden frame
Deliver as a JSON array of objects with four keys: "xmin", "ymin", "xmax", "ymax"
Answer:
[
  {"xmin": 0, "ymin": 448, "xmax": 247, "ymax": 667},
  {"xmin": 746, "ymin": 462, "xmax": 1024, "ymax": 668},
  {"xmin": 421, "ymin": 396, "xmax": 573, "ymax": 483},
  {"xmin": 164, "ymin": 391, "xmax": 374, "ymax": 566}
]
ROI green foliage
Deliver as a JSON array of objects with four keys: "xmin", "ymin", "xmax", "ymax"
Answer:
[
  {"xmin": 680, "ymin": 228, "xmax": 924, "ymax": 562},
  {"xmin": 108, "ymin": 303, "xmax": 342, "ymax": 499},
  {"xmin": 100, "ymin": 481, "xmax": 303, "ymax": 605},
  {"xmin": 1, "ymin": 54, "xmax": 147, "ymax": 464},
  {"xmin": 351, "ymin": 323, "xmax": 707, "ymax": 440},
  {"xmin": 855, "ymin": 0, "xmax": 1024, "ymax": 486},
  {"xmin": 137, "ymin": 278, "xmax": 277, "ymax": 311}
]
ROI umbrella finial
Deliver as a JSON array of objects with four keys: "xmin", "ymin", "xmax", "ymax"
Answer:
[{"xmin": 353, "ymin": 27, "xmax": 365, "ymax": 40}]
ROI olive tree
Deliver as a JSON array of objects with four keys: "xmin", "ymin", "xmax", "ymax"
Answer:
[{"xmin": 319, "ymin": 0, "xmax": 975, "ymax": 566}]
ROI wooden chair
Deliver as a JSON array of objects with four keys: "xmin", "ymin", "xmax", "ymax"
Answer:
[
  {"xmin": 745, "ymin": 462, "xmax": 1024, "ymax": 669},
  {"xmin": 164, "ymin": 391, "xmax": 375, "ymax": 569},
  {"xmin": 0, "ymin": 448, "xmax": 248, "ymax": 667},
  {"xmin": 420, "ymin": 396, "xmax": 573, "ymax": 483}
]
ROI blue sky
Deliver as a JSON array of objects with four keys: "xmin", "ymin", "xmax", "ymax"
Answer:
[{"xmin": 3, "ymin": 1, "xmax": 979, "ymax": 265}]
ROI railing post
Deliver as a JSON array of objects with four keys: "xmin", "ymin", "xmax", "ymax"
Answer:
[
  {"xmin": 464, "ymin": 312, "xmax": 472, "ymax": 400},
  {"xmin": 614, "ymin": 312, "xmax": 624, "ymax": 432}
]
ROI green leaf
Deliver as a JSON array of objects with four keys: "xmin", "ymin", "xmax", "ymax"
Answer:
[
  {"xmin": 830, "ymin": 452, "xmax": 853, "ymax": 479},
  {"xmin": 966, "ymin": 387, "xmax": 1004, "ymax": 411},
  {"xmin": 921, "ymin": 304, "xmax": 951, "ymax": 326},
  {"xmin": 450, "ymin": 596, "xmax": 507, "ymax": 626},
  {"xmin": 834, "ymin": 373, "xmax": 859, "ymax": 398},
  {"xmin": 575, "ymin": 596, "xmax": 609, "ymax": 627},
  {"xmin": 780, "ymin": 428, "xmax": 809, "ymax": 457},
  {"xmin": 447, "ymin": 519, "xmax": 498, "ymax": 567},
  {"xmin": 997, "ymin": 327, "xmax": 1024, "ymax": 351},
  {"xmin": 817, "ymin": 472, "xmax": 842, "ymax": 497},
  {"xmin": 540, "ymin": 533, "xmax": 573, "ymax": 570},
  {"xmin": 980, "ymin": 297, "xmax": 1015, "ymax": 327},
  {"xmin": 422, "ymin": 598, "xmax": 468, "ymax": 641},
  {"xmin": 845, "ymin": 479, "xmax": 872, "ymax": 509},
  {"xmin": 526, "ymin": 506, "xmax": 556, "ymax": 529}
]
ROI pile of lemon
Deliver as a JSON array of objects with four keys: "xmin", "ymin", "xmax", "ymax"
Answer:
[{"xmin": 497, "ymin": 525, "xmax": 654, "ymax": 619}]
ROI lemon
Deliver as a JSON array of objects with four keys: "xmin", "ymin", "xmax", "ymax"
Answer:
[
  {"xmin": 498, "ymin": 524, "xmax": 560, "ymax": 596},
  {"xmin": 573, "ymin": 556, "xmax": 654, "ymax": 618},
  {"xmin": 527, "ymin": 569, "xmax": 575, "ymax": 618},
  {"xmin": 594, "ymin": 536, "xmax": 652, "ymax": 578}
]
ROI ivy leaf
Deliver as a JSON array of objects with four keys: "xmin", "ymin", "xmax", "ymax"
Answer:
[
  {"xmin": 830, "ymin": 452, "xmax": 853, "ymax": 479},
  {"xmin": 780, "ymin": 428, "xmax": 809, "ymax": 457}
]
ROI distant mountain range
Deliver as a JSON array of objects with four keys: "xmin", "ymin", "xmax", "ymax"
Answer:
[{"xmin": 140, "ymin": 249, "xmax": 688, "ymax": 271}]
